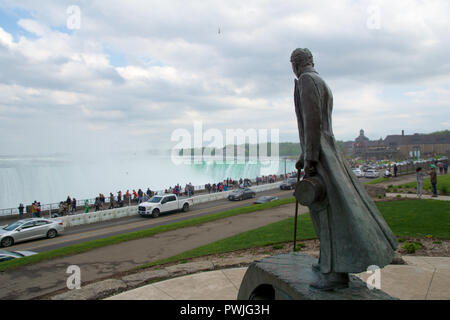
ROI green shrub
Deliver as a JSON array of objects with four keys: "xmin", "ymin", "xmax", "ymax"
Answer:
[
  {"xmin": 433, "ymin": 240, "xmax": 442, "ymax": 244},
  {"xmin": 272, "ymin": 244, "xmax": 284, "ymax": 250},
  {"xmin": 396, "ymin": 194, "xmax": 402, "ymax": 198},
  {"xmin": 402, "ymin": 242, "xmax": 423, "ymax": 254},
  {"xmin": 393, "ymin": 187, "xmax": 398, "ymax": 192}
]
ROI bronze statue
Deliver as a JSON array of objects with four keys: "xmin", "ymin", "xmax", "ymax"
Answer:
[{"xmin": 291, "ymin": 48, "xmax": 398, "ymax": 290}]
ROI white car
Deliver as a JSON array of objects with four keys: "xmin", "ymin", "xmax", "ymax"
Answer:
[
  {"xmin": 138, "ymin": 194, "xmax": 194, "ymax": 218},
  {"xmin": 365, "ymin": 169, "xmax": 380, "ymax": 178},
  {"xmin": 0, "ymin": 218, "xmax": 64, "ymax": 248},
  {"xmin": 352, "ymin": 168, "xmax": 363, "ymax": 178}
]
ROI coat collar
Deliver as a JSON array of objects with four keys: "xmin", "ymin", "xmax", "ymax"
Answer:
[{"xmin": 297, "ymin": 66, "xmax": 318, "ymax": 77}]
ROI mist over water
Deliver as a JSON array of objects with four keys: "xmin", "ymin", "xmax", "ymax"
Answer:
[{"xmin": 0, "ymin": 153, "xmax": 295, "ymax": 209}]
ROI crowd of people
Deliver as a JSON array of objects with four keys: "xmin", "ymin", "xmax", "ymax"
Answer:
[{"xmin": 15, "ymin": 172, "xmax": 291, "ymax": 218}]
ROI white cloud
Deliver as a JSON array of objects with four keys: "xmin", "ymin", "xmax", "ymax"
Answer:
[
  {"xmin": 0, "ymin": 26, "xmax": 14, "ymax": 48},
  {"xmin": 17, "ymin": 19, "xmax": 49, "ymax": 36}
]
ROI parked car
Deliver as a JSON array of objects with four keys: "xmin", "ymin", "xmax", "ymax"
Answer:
[
  {"xmin": 0, "ymin": 218, "xmax": 64, "ymax": 248},
  {"xmin": 280, "ymin": 178, "xmax": 298, "ymax": 190},
  {"xmin": 352, "ymin": 168, "xmax": 363, "ymax": 178},
  {"xmin": 139, "ymin": 194, "xmax": 194, "ymax": 218},
  {"xmin": 364, "ymin": 169, "xmax": 380, "ymax": 178},
  {"xmin": 0, "ymin": 249, "xmax": 37, "ymax": 263},
  {"xmin": 253, "ymin": 196, "xmax": 279, "ymax": 204},
  {"xmin": 227, "ymin": 188, "xmax": 256, "ymax": 201}
]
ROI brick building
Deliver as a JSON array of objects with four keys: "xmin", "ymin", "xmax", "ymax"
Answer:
[{"xmin": 343, "ymin": 130, "xmax": 450, "ymax": 160}]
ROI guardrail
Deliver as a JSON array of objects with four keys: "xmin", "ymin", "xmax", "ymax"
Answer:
[{"xmin": 56, "ymin": 181, "xmax": 283, "ymax": 228}]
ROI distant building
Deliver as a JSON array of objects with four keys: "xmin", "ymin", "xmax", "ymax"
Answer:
[{"xmin": 343, "ymin": 129, "xmax": 450, "ymax": 160}]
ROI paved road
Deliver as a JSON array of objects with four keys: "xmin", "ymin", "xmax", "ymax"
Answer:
[
  {"xmin": 0, "ymin": 201, "xmax": 307, "ymax": 300},
  {"xmin": 2, "ymin": 188, "xmax": 295, "ymax": 254}
]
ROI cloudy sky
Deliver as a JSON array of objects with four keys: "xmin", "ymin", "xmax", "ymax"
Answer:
[{"xmin": 0, "ymin": 0, "xmax": 449, "ymax": 155}]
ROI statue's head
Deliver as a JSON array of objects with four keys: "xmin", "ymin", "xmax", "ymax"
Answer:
[{"xmin": 290, "ymin": 48, "xmax": 314, "ymax": 78}]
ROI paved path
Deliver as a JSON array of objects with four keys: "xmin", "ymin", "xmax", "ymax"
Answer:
[
  {"xmin": 376, "ymin": 173, "xmax": 418, "ymax": 188},
  {"xmin": 0, "ymin": 203, "xmax": 306, "ymax": 300},
  {"xmin": 106, "ymin": 255, "xmax": 450, "ymax": 300},
  {"xmin": 387, "ymin": 193, "xmax": 450, "ymax": 201}
]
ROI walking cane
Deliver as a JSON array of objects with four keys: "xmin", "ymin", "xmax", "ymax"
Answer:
[{"xmin": 293, "ymin": 169, "xmax": 301, "ymax": 252}]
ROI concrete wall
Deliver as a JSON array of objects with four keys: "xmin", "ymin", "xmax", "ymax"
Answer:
[{"xmin": 58, "ymin": 182, "xmax": 283, "ymax": 228}]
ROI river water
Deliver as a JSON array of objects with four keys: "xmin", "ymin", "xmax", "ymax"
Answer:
[{"xmin": 0, "ymin": 152, "xmax": 296, "ymax": 209}]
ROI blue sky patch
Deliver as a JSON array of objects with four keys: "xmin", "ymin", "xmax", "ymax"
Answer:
[
  {"xmin": 104, "ymin": 46, "xmax": 128, "ymax": 67},
  {"xmin": 0, "ymin": 7, "xmax": 38, "ymax": 40}
]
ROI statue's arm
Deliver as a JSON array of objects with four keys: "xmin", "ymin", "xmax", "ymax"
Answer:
[
  {"xmin": 299, "ymin": 75, "xmax": 322, "ymax": 163},
  {"xmin": 294, "ymin": 79, "xmax": 305, "ymax": 170}
]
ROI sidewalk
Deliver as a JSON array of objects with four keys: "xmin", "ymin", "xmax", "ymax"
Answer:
[
  {"xmin": 387, "ymin": 193, "xmax": 450, "ymax": 201},
  {"xmin": 104, "ymin": 255, "xmax": 450, "ymax": 300}
]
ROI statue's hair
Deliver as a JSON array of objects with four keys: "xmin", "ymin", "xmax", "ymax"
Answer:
[{"xmin": 290, "ymin": 48, "xmax": 314, "ymax": 68}]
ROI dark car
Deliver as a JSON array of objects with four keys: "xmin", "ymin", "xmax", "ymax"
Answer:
[
  {"xmin": 280, "ymin": 178, "xmax": 297, "ymax": 190},
  {"xmin": 227, "ymin": 188, "xmax": 256, "ymax": 201},
  {"xmin": 253, "ymin": 196, "xmax": 279, "ymax": 204}
]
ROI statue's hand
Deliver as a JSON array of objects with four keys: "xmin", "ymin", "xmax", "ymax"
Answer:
[
  {"xmin": 304, "ymin": 160, "xmax": 318, "ymax": 177},
  {"xmin": 295, "ymin": 157, "xmax": 305, "ymax": 171}
]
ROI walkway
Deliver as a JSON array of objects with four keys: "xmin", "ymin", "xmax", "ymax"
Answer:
[
  {"xmin": 387, "ymin": 193, "xmax": 450, "ymax": 201},
  {"xmin": 105, "ymin": 256, "xmax": 450, "ymax": 300}
]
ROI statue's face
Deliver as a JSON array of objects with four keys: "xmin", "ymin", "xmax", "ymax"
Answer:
[{"xmin": 291, "ymin": 63, "xmax": 299, "ymax": 78}]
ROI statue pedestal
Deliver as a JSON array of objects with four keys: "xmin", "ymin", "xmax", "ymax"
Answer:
[{"xmin": 237, "ymin": 253, "xmax": 397, "ymax": 300}]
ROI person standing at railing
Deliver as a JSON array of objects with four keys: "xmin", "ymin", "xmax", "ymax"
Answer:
[
  {"xmin": 117, "ymin": 191, "xmax": 123, "ymax": 207},
  {"xmin": 137, "ymin": 189, "xmax": 142, "ymax": 201},
  {"xmin": 30, "ymin": 201, "xmax": 36, "ymax": 218},
  {"xmin": 58, "ymin": 201, "xmax": 66, "ymax": 216},
  {"xmin": 36, "ymin": 202, "xmax": 41, "ymax": 217},
  {"xmin": 84, "ymin": 199, "xmax": 90, "ymax": 213},
  {"xmin": 109, "ymin": 192, "xmax": 115, "ymax": 209},
  {"xmin": 18, "ymin": 203, "xmax": 24, "ymax": 219},
  {"xmin": 71, "ymin": 198, "xmax": 77, "ymax": 214},
  {"xmin": 95, "ymin": 197, "xmax": 101, "ymax": 211},
  {"xmin": 66, "ymin": 196, "xmax": 72, "ymax": 210}
]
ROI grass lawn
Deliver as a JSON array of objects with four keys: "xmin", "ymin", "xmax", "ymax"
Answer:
[
  {"xmin": 376, "ymin": 200, "xmax": 450, "ymax": 238},
  {"xmin": 365, "ymin": 177, "xmax": 390, "ymax": 185},
  {"xmin": 140, "ymin": 199, "xmax": 450, "ymax": 269},
  {"xmin": 394, "ymin": 174, "xmax": 450, "ymax": 194}
]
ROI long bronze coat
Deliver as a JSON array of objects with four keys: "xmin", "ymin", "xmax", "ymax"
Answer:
[{"xmin": 294, "ymin": 66, "xmax": 398, "ymax": 274}]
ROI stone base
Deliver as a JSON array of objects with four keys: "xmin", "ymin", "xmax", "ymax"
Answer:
[{"xmin": 237, "ymin": 253, "xmax": 398, "ymax": 300}]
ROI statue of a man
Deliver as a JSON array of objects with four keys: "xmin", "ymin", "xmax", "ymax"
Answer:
[{"xmin": 291, "ymin": 48, "xmax": 398, "ymax": 290}]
